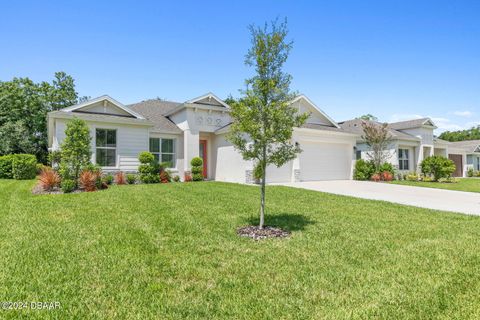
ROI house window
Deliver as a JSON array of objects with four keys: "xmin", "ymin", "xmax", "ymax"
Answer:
[
  {"xmin": 356, "ymin": 150, "xmax": 362, "ymax": 160},
  {"xmin": 398, "ymin": 148, "xmax": 409, "ymax": 170},
  {"xmin": 477, "ymin": 157, "xmax": 480, "ymax": 171},
  {"xmin": 150, "ymin": 138, "xmax": 176, "ymax": 168},
  {"xmin": 96, "ymin": 129, "xmax": 116, "ymax": 167}
]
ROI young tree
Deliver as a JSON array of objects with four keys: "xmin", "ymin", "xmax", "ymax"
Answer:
[
  {"xmin": 59, "ymin": 118, "xmax": 92, "ymax": 185},
  {"xmin": 227, "ymin": 20, "xmax": 308, "ymax": 229},
  {"xmin": 361, "ymin": 121, "xmax": 392, "ymax": 170}
]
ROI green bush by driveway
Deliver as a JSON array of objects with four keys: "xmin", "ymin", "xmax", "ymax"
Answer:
[{"xmin": 2, "ymin": 180, "xmax": 480, "ymax": 319}]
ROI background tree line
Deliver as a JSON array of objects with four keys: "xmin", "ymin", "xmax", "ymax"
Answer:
[
  {"xmin": 0, "ymin": 72, "xmax": 86, "ymax": 163},
  {"xmin": 438, "ymin": 126, "xmax": 480, "ymax": 142}
]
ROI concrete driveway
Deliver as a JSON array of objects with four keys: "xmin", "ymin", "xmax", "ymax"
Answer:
[{"xmin": 276, "ymin": 180, "xmax": 480, "ymax": 216}]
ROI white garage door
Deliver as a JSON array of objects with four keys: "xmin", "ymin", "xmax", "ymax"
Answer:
[
  {"xmin": 265, "ymin": 162, "xmax": 292, "ymax": 183},
  {"xmin": 299, "ymin": 141, "xmax": 351, "ymax": 181}
]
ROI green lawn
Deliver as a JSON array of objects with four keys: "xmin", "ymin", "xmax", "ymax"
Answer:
[
  {"xmin": 391, "ymin": 178, "xmax": 480, "ymax": 193},
  {"xmin": 2, "ymin": 180, "xmax": 480, "ymax": 319}
]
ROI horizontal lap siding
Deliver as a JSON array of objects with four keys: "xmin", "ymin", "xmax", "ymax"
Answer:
[
  {"xmin": 55, "ymin": 118, "xmax": 150, "ymax": 171},
  {"xmin": 116, "ymin": 126, "xmax": 149, "ymax": 171}
]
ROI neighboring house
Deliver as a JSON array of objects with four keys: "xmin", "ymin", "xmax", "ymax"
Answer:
[
  {"xmin": 47, "ymin": 93, "xmax": 357, "ymax": 183},
  {"xmin": 448, "ymin": 140, "xmax": 480, "ymax": 173},
  {"xmin": 339, "ymin": 118, "xmax": 468, "ymax": 177}
]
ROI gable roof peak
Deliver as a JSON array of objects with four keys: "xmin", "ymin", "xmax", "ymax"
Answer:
[
  {"xmin": 186, "ymin": 92, "xmax": 230, "ymax": 108},
  {"xmin": 291, "ymin": 94, "xmax": 340, "ymax": 128},
  {"xmin": 61, "ymin": 95, "xmax": 145, "ymax": 119}
]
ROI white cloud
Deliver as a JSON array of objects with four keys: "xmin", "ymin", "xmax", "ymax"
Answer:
[
  {"xmin": 388, "ymin": 114, "xmax": 424, "ymax": 123},
  {"xmin": 453, "ymin": 110, "xmax": 473, "ymax": 117}
]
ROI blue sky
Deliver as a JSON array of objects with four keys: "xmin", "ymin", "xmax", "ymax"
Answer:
[{"xmin": 1, "ymin": 1, "xmax": 479, "ymax": 133}]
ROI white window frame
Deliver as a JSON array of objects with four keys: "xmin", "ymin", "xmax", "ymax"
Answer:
[
  {"xmin": 398, "ymin": 148, "xmax": 409, "ymax": 170},
  {"xmin": 149, "ymin": 137, "xmax": 176, "ymax": 169},
  {"xmin": 95, "ymin": 128, "xmax": 117, "ymax": 168}
]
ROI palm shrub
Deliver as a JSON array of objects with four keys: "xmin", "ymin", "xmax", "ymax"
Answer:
[
  {"xmin": 421, "ymin": 156, "xmax": 456, "ymax": 181},
  {"xmin": 12, "ymin": 154, "xmax": 37, "ymax": 180},
  {"xmin": 190, "ymin": 157, "xmax": 203, "ymax": 181},
  {"xmin": 138, "ymin": 151, "xmax": 160, "ymax": 183}
]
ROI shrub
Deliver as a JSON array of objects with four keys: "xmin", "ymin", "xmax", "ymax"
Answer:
[
  {"xmin": 190, "ymin": 157, "xmax": 204, "ymax": 181},
  {"xmin": 80, "ymin": 170, "xmax": 99, "ymax": 192},
  {"xmin": 139, "ymin": 151, "xmax": 154, "ymax": 164},
  {"xmin": 378, "ymin": 162, "xmax": 395, "ymax": 176},
  {"xmin": 475, "ymin": 171, "xmax": 480, "ymax": 178},
  {"xmin": 172, "ymin": 175, "xmax": 180, "ymax": 182},
  {"xmin": 381, "ymin": 171, "xmax": 394, "ymax": 181},
  {"xmin": 115, "ymin": 171, "xmax": 127, "ymax": 185},
  {"xmin": 38, "ymin": 167, "xmax": 60, "ymax": 191},
  {"xmin": 160, "ymin": 170, "xmax": 171, "ymax": 183},
  {"xmin": 12, "ymin": 154, "xmax": 38, "ymax": 180},
  {"xmin": 138, "ymin": 151, "xmax": 160, "ymax": 183},
  {"xmin": 467, "ymin": 168, "xmax": 474, "ymax": 177},
  {"xmin": 102, "ymin": 174, "xmax": 114, "ymax": 185},
  {"xmin": 371, "ymin": 173, "xmax": 381, "ymax": 182},
  {"xmin": 0, "ymin": 155, "xmax": 15, "ymax": 179},
  {"xmin": 421, "ymin": 175, "xmax": 435, "ymax": 182},
  {"xmin": 126, "ymin": 174, "xmax": 136, "ymax": 184},
  {"xmin": 354, "ymin": 159, "xmax": 375, "ymax": 180},
  {"xmin": 184, "ymin": 172, "xmax": 192, "ymax": 182},
  {"xmin": 438, "ymin": 177, "xmax": 458, "ymax": 183},
  {"xmin": 421, "ymin": 156, "xmax": 455, "ymax": 181},
  {"xmin": 406, "ymin": 173, "xmax": 419, "ymax": 181},
  {"xmin": 61, "ymin": 179, "xmax": 76, "ymax": 193},
  {"xmin": 59, "ymin": 118, "xmax": 92, "ymax": 185},
  {"xmin": 47, "ymin": 150, "xmax": 62, "ymax": 168}
]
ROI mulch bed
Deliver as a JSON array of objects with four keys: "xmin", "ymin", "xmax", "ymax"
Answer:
[
  {"xmin": 31, "ymin": 185, "xmax": 82, "ymax": 195},
  {"xmin": 237, "ymin": 225, "xmax": 290, "ymax": 240}
]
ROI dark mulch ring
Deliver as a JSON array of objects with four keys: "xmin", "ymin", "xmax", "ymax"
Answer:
[{"xmin": 237, "ymin": 225, "xmax": 290, "ymax": 240}]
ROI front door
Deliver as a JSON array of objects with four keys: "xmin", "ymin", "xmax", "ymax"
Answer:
[{"xmin": 199, "ymin": 140, "xmax": 207, "ymax": 178}]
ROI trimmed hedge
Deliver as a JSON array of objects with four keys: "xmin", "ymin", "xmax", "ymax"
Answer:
[
  {"xmin": 0, "ymin": 154, "xmax": 37, "ymax": 180},
  {"xmin": 0, "ymin": 155, "xmax": 15, "ymax": 179}
]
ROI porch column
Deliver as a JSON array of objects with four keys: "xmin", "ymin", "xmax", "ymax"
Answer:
[{"xmin": 183, "ymin": 129, "xmax": 200, "ymax": 172}]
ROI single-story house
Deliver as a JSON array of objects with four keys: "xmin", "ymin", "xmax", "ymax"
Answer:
[
  {"xmin": 48, "ymin": 93, "xmax": 477, "ymax": 181},
  {"xmin": 448, "ymin": 140, "xmax": 480, "ymax": 173},
  {"xmin": 339, "ymin": 117, "xmax": 474, "ymax": 177},
  {"xmin": 48, "ymin": 93, "xmax": 358, "ymax": 183}
]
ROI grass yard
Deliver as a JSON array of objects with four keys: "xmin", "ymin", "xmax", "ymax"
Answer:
[
  {"xmin": 2, "ymin": 180, "xmax": 480, "ymax": 319},
  {"xmin": 391, "ymin": 178, "xmax": 480, "ymax": 193}
]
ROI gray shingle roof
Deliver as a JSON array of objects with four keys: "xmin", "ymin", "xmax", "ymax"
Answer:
[
  {"xmin": 389, "ymin": 118, "xmax": 435, "ymax": 130},
  {"xmin": 339, "ymin": 119, "xmax": 420, "ymax": 141},
  {"xmin": 127, "ymin": 99, "xmax": 183, "ymax": 134},
  {"xmin": 449, "ymin": 140, "xmax": 480, "ymax": 153}
]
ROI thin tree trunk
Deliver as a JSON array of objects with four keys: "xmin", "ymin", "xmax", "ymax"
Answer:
[{"xmin": 259, "ymin": 147, "xmax": 267, "ymax": 229}]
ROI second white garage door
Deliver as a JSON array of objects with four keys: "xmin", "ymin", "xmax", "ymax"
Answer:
[{"xmin": 299, "ymin": 141, "xmax": 352, "ymax": 181}]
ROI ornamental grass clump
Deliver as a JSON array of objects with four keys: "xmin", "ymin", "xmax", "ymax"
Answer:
[
  {"xmin": 38, "ymin": 167, "xmax": 60, "ymax": 191},
  {"xmin": 79, "ymin": 170, "xmax": 100, "ymax": 192},
  {"xmin": 115, "ymin": 171, "xmax": 127, "ymax": 185}
]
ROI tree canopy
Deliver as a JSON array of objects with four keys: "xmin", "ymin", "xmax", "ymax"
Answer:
[
  {"xmin": 357, "ymin": 114, "xmax": 378, "ymax": 121},
  {"xmin": 0, "ymin": 72, "xmax": 84, "ymax": 162},
  {"xmin": 438, "ymin": 126, "xmax": 480, "ymax": 142}
]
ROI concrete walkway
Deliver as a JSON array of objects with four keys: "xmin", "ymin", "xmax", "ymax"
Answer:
[{"xmin": 276, "ymin": 180, "xmax": 480, "ymax": 216}]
